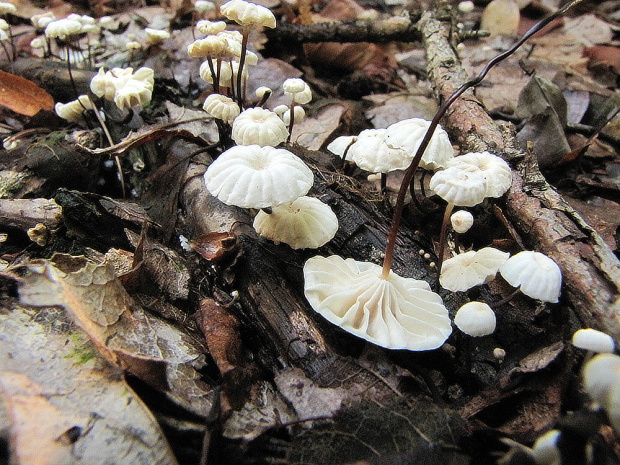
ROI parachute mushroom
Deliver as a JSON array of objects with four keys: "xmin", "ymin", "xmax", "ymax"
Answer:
[
  {"xmin": 303, "ymin": 255, "xmax": 452, "ymax": 351},
  {"xmin": 499, "ymin": 251, "xmax": 562, "ymax": 303},
  {"xmin": 203, "ymin": 145, "xmax": 313, "ymax": 209}
]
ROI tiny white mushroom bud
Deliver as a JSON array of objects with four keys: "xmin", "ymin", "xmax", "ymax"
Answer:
[
  {"xmin": 255, "ymin": 86, "xmax": 272, "ymax": 98},
  {"xmin": 572, "ymin": 328, "xmax": 616, "ymax": 353},
  {"xmin": 493, "ymin": 347, "xmax": 506, "ymax": 361},
  {"xmin": 458, "ymin": 1, "xmax": 475, "ymax": 13},
  {"xmin": 145, "ymin": 28, "xmax": 170, "ymax": 45},
  {"xmin": 450, "ymin": 210, "xmax": 474, "ymax": 233}
]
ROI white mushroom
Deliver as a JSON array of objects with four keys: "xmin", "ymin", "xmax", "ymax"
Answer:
[
  {"xmin": 253, "ymin": 196, "xmax": 338, "ymax": 249},
  {"xmin": 454, "ymin": 301, "xmax": 496, "ymax": 337},
  {"xmin": 348, "ymin": 129, "xmax": 410, "ymax": 173},
  {"xmin": 385, "ymin": 118, "xmax": 454, "ymax": 170},
  {"xmin": 303, "ymin": 255, "xmax": 452, "ymax": 351},
  {"xmin": 582, "ymin": 353, "xmax": 620, "ymax": 433},
  {"xmin": 499, "ymin": 251, "xmax": 562, "ymax": 302},
  {"xmin": 439, "ymin": 247, "xmax": 509, "ymax": 292},
  {"xmin": 283, "ymin": 78, "xmax": 312, "ymax": 105},
  {"xmin": 55, "ymin": 95, "xmax": 94, "ymax": 123},
  {"xmin": 203, "ymin": 93, "xmax": 240, "ymax": 123},
  {"xmin": 203, "ymin": 145, "xmax": 313, "ymax": 208},
  {"xmin": 221, "ymin": 0, "xmax": 277, "ymax": 29},
  {"xmin": 572, "ymin": 328, "xmax": 615, "ymax": 353},
  {"xmin": 450, "ymin": 210, "xmax": 474, "ymax": 233},
  {"xmin": 447, "ymin": 151, "xmax": 512, "ymax": 198},
  {"xmin": 231, "ymin": 107, "xmax": 289, "ymax": 147},
  {"xmin": 326, "ymin": 135, "xmax": 357, "ymax": 158},
  {"xmin": 429, "ymin": 166, "xmax": 488, "ymax": 266}
]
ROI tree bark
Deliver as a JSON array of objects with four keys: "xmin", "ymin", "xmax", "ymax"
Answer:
[{"xmin": 419, "ymin": 3, "xmax": 620, "ymax": 339}]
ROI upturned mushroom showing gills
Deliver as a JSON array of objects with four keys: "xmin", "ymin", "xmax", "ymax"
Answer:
[
  {"xmin": 203, "ymin": 145, "xmax": 313, "ymax": 208},
  {"xmin": 303, "ymin": 255, "xmax": 452, "ymax": 351}
]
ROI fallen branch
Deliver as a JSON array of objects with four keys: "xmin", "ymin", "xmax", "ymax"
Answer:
[{"xmin": 420, "ymin": 1, "xmax": 620, "ymax": 339}]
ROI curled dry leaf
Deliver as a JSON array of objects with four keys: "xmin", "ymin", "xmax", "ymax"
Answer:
[
  {"xmin": 0, "ymin": 70, "xmax": 55, "ymax": 116},
  {"xmin": 6, "ymin": 253, "xmax": 213, "ymax": 416},
  {"xmin": 189, "ymin": 231, "xmax": 237, "ymax": 261}
]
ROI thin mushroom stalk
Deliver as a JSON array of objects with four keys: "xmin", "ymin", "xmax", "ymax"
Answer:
[{"xmin": 379, "ymin": 0, "xmax": 586, "ymax": 280}]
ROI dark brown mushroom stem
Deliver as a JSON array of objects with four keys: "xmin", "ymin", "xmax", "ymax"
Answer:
[
  {"xmin": 435, "ymin": 201, "xmax": 455, "ymax": 271},
  {"xmin": 235, "ymin": 27, "xmax": 249, "ymax": 109},
  {"xmin": 379, "ymin": 0, "xmax": 584, "ymax": 280}
]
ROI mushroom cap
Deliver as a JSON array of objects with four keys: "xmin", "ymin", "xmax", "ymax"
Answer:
[
  {"xmin": 303, "ymin": 255, "xmax": 452, "ymax": 351},
  {"xmin": 203, "ymin": 94, "xmax": 240, "ymax": 123},
  {"xmin": 448, "ymin": 151, "xmax": 512, "ymax": 198},
  {"xmin": 232, "ymin": 107, "xmax": 289, "ymax": 147},
  {"xmin": 45, "ymin": 18, "xmax": 83, "ymax": 38},
  {"xmin": 572, "ymin": 328, "xmax": 615, "ymax": 353},
  {"xmin": 187, "ymin": 35, "xmax": 230, "ymax": 58},
  {"xmin": 253, "ymin": 196, "xmax": 338, "ymax": 249},
  {"xmin": 221, "ymin": 0, "xmax": 277, "ymax": 28},
  {"xmin": 385, "ymin": 118, "xmax": 454, "ymax": 170},
  {"xmin": 283, "ymin": 78, "xmax": 312, "ymax": 104},
  {"xmin": 55, "ymin": 95, "xmax": 93, "ymax": 123},
  {"xmin": 450, "ymin": 210, "xmax": 474, "ymax": 233},
  {"xmin": 196, "ymin": 20, "xmax": 227, "ymax": 35},
  {"xmin": 280, "ymin": 106, "xmax": 305, "ymax": 126},
  {"xmin": 499, "ymin": 251, "xmax": 562, "ymax": 302},
  {"xmin": 429, "ymin": 166, "xmax": 487, "ymax": 207},
  {"xmin": 326, "ymin": 135, "xmax": 357, "ymax": 158},
  {"xmin": 582, "ymin": 353, "xmax": 620, "ymax": 406},
  {"xmin": 531, "ymin": 430, "xmax": 561, "ymax": 465},
  {"xmin": 439, "ymin": 247, "xmax": 509, "ymax": 292},
  {"xmin": 454, "ymin": 301, "xmax": 496, "ymax": 337},
  {"xmin": 349, "ymin": 129, "xmax": 411, "ymax": 173},
  {"xmin": 204, "ymin": 145, "xmax": 313, "ymax": 208}
]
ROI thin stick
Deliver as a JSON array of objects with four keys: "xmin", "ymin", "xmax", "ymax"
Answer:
[{"xmin": 380, "ymin": 0, "xmax": 585, "ymax": 279}]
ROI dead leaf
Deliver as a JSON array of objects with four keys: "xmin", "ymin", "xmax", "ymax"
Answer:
[
  {"xmin": 6, "ymin": 254, "xmax": 213, "ymax": 416},
  {"xmin": 0, "ymin": 70, "xmax": 54, "ymax": 116},
  {"xmin": 480, "ymin": 0, "xmax": 520, "ymax": 36},
  {"xmin": 583, "ymin": 45, "xmax": 620, "ymax": 75},
  {"xmin": 0, "ymin": 299, "xmax": 179, "ymax": 465},
  {"xmin": 564, "ymin": 14, "xmax": 614, "ymax": 47},
  {"xmin": 291, "ymin": 102, "xmax": 347, "ymax": 150},
  {"xmin": 189, "ymin": 231, "xmax": 237, "ymax": 261}
]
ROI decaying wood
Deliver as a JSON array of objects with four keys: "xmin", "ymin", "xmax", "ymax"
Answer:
[
  {"xmin": 267, "ymin": 16, "xmax": 423, "ymax": 44},
  {"xmin": 180, "ymin": 155, "xmax": 463, "ymax": 379},
  {"xmin": 419, "ymin": 4, "xmax": 620, "ymax": 339},
  {"xmin": 0, "ymin": 199, "xmax": 62, "ymax": 231}
]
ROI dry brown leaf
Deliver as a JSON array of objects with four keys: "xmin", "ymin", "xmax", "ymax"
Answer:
[
  {"xmin": 0, "ymin": 300, "xmax": 179, "ymax": 465},
  {"xmin": 480, "ymin": 0, "xmax": 520, "ymax": 36},
  {"xmin": 583, "ymin": 45, "xmax": 620, "ymax": 75},
  {"xmin": 0, "ymin": 70, "xmax": 54, "ymax": 116},
  {"xmin": 7, "ymin": 254, "xmax": 213, "ymax": 416},
  {"xmin": 291, "ymin": 102, "xmax": 347, "ymax": 150},
  {"xmin": 0, "ymin": 372, "xmax": 84, "ymax": 465}
]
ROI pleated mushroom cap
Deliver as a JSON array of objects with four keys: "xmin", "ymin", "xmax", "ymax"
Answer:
[
  {"xmin": 232, "ymin": 107, "xmax": 288, "ymax": 147},
  {"xmin": 253, "ymin": 196, "xmax": 338, "ymax": 249},
  {"xmin": 439, "ymin": 247, "xmax": 509, "ymax": 292},
  {"xmin": 348, "ymin": 129, "xmax": 410, "ymax": 173},
  {"xmin": 448, "ymin": 151, "xmax": 512, "ymax": 198},
  {"xmin": 499, "ymin": 251, "xmax": 562, "ymax": 302},
  {"xmin": 429, "ymin": 166, "xmax": 487, "ymax": 207},
  {"xmin": 303, "ymin": 255, "xmax": 452, "ymax": 351},
  {"xmin": 204, "ymin": 145, "xmax": 313, "ymax": 208},
  {"xmin": 385, "ymin": 118, "xmax": 454, "ymax": 170},
  {"xmin": 454, "ymin": 301, "xmax": 496, "ymax": 337}
]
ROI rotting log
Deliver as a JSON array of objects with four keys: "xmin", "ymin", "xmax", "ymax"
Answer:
[
  {"xmin": 179, "ymin": 155, "xmax": 464, "ymax": 382},
  {"xmin": 419, "ymin": 3, "xmax": 620, "ymax": 339}
]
